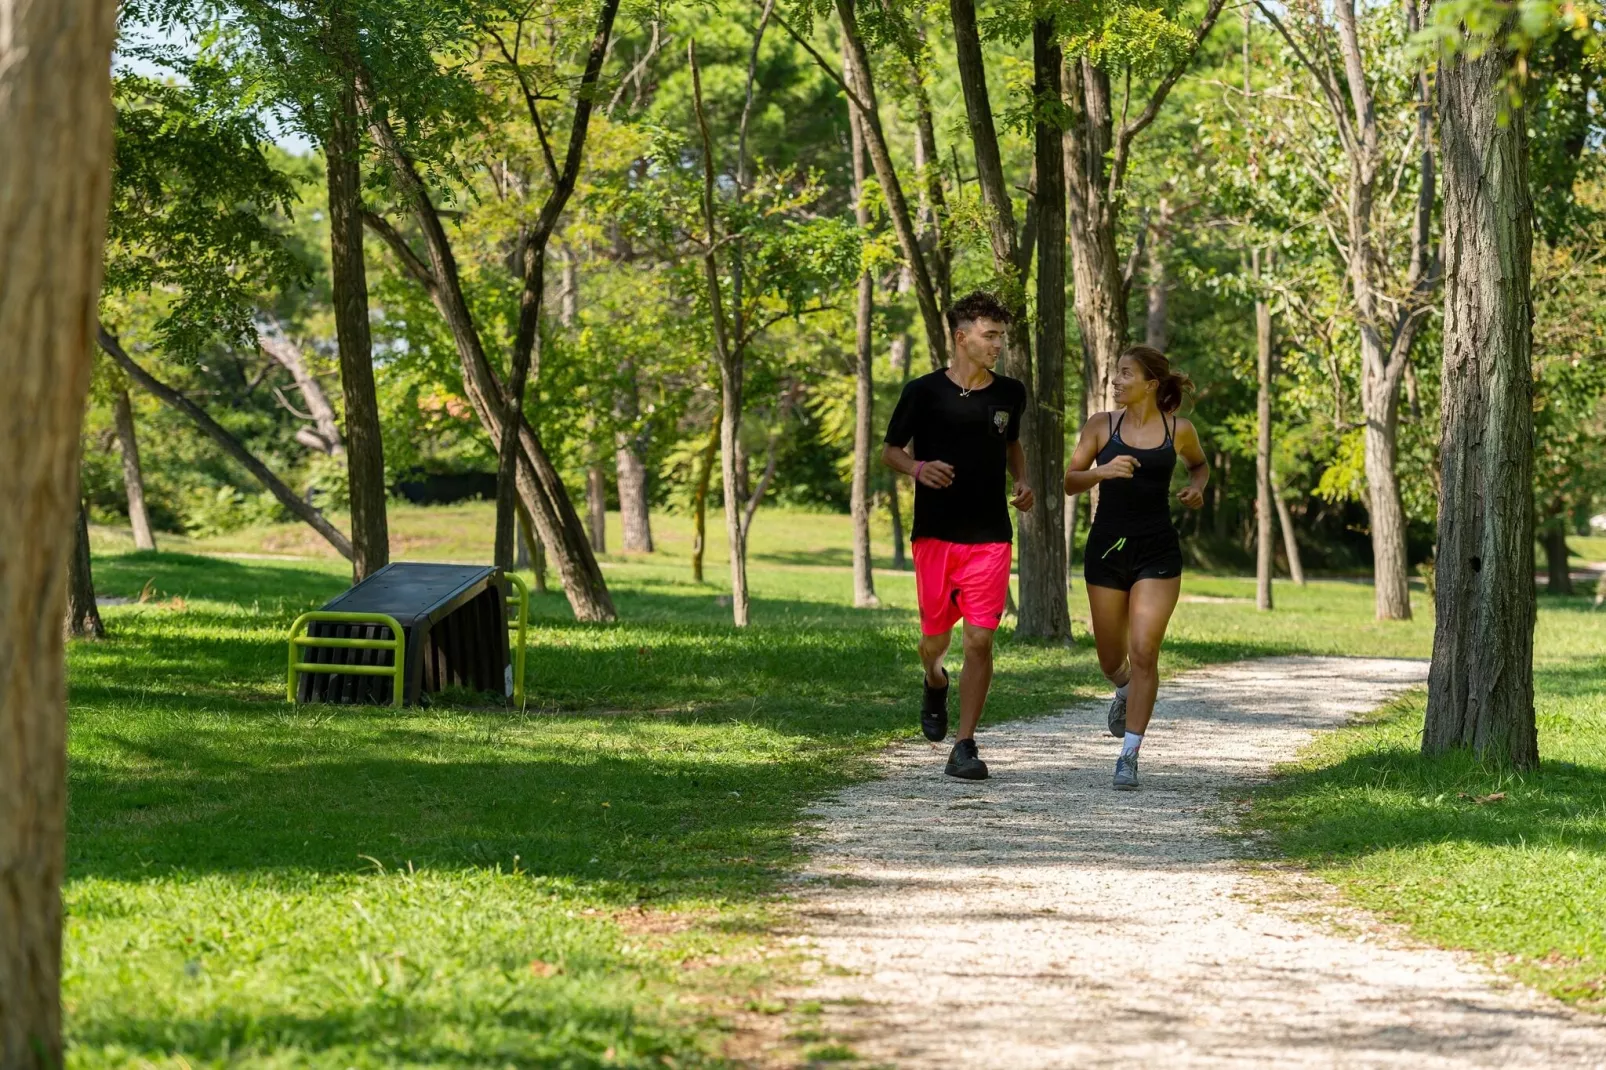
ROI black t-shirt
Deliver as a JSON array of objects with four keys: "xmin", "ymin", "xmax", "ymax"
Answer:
[{"xmin": 883, "ymin": 369, "xmax": 1026, "ymax": 544}]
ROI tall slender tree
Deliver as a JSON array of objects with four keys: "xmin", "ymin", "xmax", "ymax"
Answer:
[
  {"xmin": 112, "ymin": 385, "xmax": 158, "ymax": 551},
  {"xmin": 0, "ymin": 1, "xmax": 119, "ymax": 1061},
  {"xmin": 323, "ymin": 8, "xmax": 389, "ymax": 581},
  {"xmin": 1256, "ymin": 0, "xmax": 1438, "ymax": 620},
  {"xmin": 848, "ymin": 50, "xmax": 880, "ymax": 610}
]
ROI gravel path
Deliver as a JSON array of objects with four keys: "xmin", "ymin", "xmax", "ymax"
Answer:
[{"xmin": 787, "ymin": 657, "xmax": 1606, "ymax": 1068}]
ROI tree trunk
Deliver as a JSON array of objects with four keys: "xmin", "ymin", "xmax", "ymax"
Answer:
[
  {"xmin": 691, "ymin": 409, "xmax": 719, "ymax": 583},
  {"xmin": 950, "ymin": 1, "xmax": 1071, "ymax": 639},
  {"xmin": 834, "ymin": 0, "xmax": 951, "ymax": 370},
  {"xmin": 99, "ymin": 329, "xmax": 355, "ymax": 559},
  {"xmin": 1020, "ymin": 18, "xmax": 1071, "ymax": 639},
  {"xmin": 1272, "ymin": 474, "xmax": 1306, "ymax": 585},
  {"xmin": 0, "ymin": 2, "xmax": 118, "ymax": 1061},
  {"xmin": 888, "ymin": 334, "xmax": 911, "ymax": 571},
  {"xmin": 614, "ymin": 360, "xmax": 654, "ymax": 552},
  {"xmin": 586, "ymin": 462, "xmax": 608, "ymax": 553},
  {"xmin": 1544, "ymin": 524, "xmax": 1572, "ymax": 595},
  {"xmin": 1423, "ymin": 40, "xmax": 1538, "ymax": 770},
  {"xmin": 65, "ymin": 499, "xmax": 105, "ymax": 640},
  {"xmin": 113, "ymin": 387, "xmax": 157, "ymax": 551},
  {"xmin": 361, "ymin": 81, "xmax": 617, "ymax": 622},
  {"xmin": 849, "ymin": 93, "xmax": 879, "ymax": 609},
  {"xmin": 1146, "ymin": 199, "xmax": 1169, "ymax": 351},
  {"xmin": 325, "ymin": 51, "xmax": 389, "ymax": 582},
  {"xmin": 1254, "ymin": 249, "xmax": 1274, "ymax": 611},
  {"xmin": 1063, "ymin": 58, "xmax": 1129, "ymax": 414},
  {"xmin": 1363, "ymin": 380, "xmax": 1412, "ymax": 618},
  {"xmin": 514, "ymin": 498, "xmax": 548, "ymax": 594},
  {"xmin": 258, "ymin": 326, "xmax": 344, "ymax": 455}
]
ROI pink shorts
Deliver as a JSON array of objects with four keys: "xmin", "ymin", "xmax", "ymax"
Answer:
[{"xmin": 912, "ymin": 538, "xmax": 1012, "ymax": 636}]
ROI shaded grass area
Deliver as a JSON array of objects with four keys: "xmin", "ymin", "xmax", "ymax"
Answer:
[
  {"xmin": 1246, "ymin": 602, "xmax": 1606, "ymax": 1012},
  {"xmin": 72, "ymin": 539, "xmax": 1453, "ymax": 1065}
]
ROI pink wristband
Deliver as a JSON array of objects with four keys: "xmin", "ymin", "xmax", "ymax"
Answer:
[{"xmin": 914, "ymin": 461, "xmax": 925, "ymax": 482}]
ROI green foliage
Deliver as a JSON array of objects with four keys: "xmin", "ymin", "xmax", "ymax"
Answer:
[{"xmin": 105, "ymin": 71, "xmax": 308, "ymax": 355}]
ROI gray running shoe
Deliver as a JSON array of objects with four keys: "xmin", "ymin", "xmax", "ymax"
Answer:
[
  {"xmin": 1107, "ymin": 688, "xmax": 1128, "ymax": 738},
  {"xmin": 1113, "ymin": 751, "xmax": 1139, "ymax": 790}
]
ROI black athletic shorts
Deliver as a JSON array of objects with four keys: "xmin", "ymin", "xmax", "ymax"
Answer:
[{"xmin": 1083, "ymin": 527, "xmax": 1184, "ymax": 591}]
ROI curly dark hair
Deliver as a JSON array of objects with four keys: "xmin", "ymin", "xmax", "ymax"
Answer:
[{"xmin": 946, "ymin": 291, "xmax": 1012, "ymax": 334}]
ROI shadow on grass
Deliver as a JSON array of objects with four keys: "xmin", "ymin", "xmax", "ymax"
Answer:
[{"xmin": 1251, "ymin": 693, "xmax": 1606, "ymax": 865}]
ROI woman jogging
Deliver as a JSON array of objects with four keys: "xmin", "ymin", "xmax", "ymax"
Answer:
[{"xmin": 1064, "ymin": 345, "xmax": 1209, "ymax": 790}]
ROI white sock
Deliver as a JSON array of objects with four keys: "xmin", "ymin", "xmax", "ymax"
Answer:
[
  {"xmin": 1122, "ymin": 731, "xmax": 1143, "ymax": 755},
  {"xmin": 1115, "ymin": 682, "xmax": 1129, "ymax": 699}
]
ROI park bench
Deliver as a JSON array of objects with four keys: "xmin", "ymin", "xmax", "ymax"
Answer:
[{"xmin": 287, "ymin": 562, "xmax": 527, "ymax": 708}]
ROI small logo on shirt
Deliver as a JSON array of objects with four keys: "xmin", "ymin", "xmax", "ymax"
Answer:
[{"xmin": 991, "ymin": 408, "xmax": 1009, "ymax": 436}]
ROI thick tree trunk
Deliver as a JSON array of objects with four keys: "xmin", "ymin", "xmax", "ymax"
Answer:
[
  {"xmin": 100, "ymin": 329, "xmax": 355, "ymax": 560},
  {"xmin": 1254, "ymin": 250, "xmax": 1274, "ymax": 611},
  {"xmin": 1543, "ymin": 524, "xmax": 1572, "ymax": 595},
  {"xmin": 258, "ymin": 327, "xmax": 344, "ymax": 455},
  {"xmin": 614, "ymin": 360, "xmax": 654, "ymax": 552},
  {"xmin": 65, "ymin": 500, "xmax": 105, "ymax": 640},
  {"xmin": 1063, "ymin": 59, "xmax": 1129, "ymax": 414},
  {"xmin": 1020, "ymin": 19, "xmax": 1071, "ymax": 639},
  {"xmin": 586, "ymin": 462, "xmax": 608, "ymax": 553},
  {"xmin": 0, "ymin": 2, "xmax": 118, "ymax": 1061},
  {"xmin": 1424, "ymin": 42, "xmax": 1538, "ymax": 770},
  {"xmin": 1272, "ymin": 474, "xmax": 1307, "ymax": 585},
  {"xmin": 325, "ymin": 53, "xmax": 389, "ymax": 582},
  {"xmin": 849, "ymin": 97, "xmax": 879, "ymax": 609},
  {"xmin": 112, "ymin": 387, "xmax": 157, "ymax": 551},
  {"xmin": 834, "ymin": 0, "xmax": 951, "ymax": 370},
  {"xmin": 950, "ymin": 1, "xmax": 1070, "ymax": 639}
]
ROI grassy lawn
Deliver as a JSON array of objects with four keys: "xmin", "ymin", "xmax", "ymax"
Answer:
[
  {"xmin": 1247, "ymin": 597, "xmax": 1606, "ymax": 1012},
  {"xmin": 68, "ymin": 504, "xmax": 1603, "ymax": 1064}
]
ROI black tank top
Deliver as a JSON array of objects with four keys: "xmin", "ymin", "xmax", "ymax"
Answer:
[{"xmin": 1091, "ymin": 410, "xmax": 1177, "ymax": 537}]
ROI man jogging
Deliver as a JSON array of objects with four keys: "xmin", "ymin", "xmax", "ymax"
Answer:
[{"xmin": 882, "ymin": 291, "xmax": 1034, "ymax": 780}]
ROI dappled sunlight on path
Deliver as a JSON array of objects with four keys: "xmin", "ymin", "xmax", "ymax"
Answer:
[{"xmin": 788, "ymin": 657, "xmax": 1606, "ymax": 1068}]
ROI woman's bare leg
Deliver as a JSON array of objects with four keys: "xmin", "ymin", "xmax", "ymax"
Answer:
[
  {"xmin": 1086, "ymin": 584, "xmax": 1133, "ymax": 688},
  {"xmin": 1123, "ymin": 576, "xmax": 1182, "ymax": 735}
]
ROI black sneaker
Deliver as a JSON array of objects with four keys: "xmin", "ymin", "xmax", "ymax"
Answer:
[
  {"xmin": 945, "ymin": 738, "xmax": 989, "ymax": 780},
  {"xmin": 921, "ymin": 669, "xmax": 950, "ymax": 742}
]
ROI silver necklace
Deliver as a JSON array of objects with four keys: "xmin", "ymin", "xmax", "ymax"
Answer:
[{"xmin": 949, "ymin": 370, "xmax": 988, "ymax": 397}]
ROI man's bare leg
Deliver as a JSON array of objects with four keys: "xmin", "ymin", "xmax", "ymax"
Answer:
[
  {"xmin": 919, "ymin": 629, "xmax": 951, "ymax": 689},
  {"xmin": 956, "ymin": 623, "xmax": 995, "ymax": 740}
]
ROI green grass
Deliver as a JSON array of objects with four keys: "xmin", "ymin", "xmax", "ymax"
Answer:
[
  {"xmin": 1246, "ymin": 597, "xmax": 1606, "ymax": 1012},
  {"xmin": 69, "ymin": 506, "xmax": 1604, "ymax": 1064}
]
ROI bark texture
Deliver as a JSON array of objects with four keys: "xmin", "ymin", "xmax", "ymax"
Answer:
[
  {"xmin": 113, "ymin": 387, "xmax": 157, "ymax": 550},
  {"xmin": 1423, "ymin": 41, "xmax": 1538, "ymax": 770},
  {"xmin": 848, "ymin": 90, "xmax": 879, "ymax": 609},
  {"xmin": 100, "ymin": 329, "xmax": 355, "ymax": 560},
  {"xmin": 1145, "ymin": 199, "xmax": 1170, "ymax": 350},
  {"xmin": 325, "ymin": 47, "xmax": 389, "ymax": 581},
  {"xmin": 1024, "ymin": 19, "xmax": 1071, "ymax": 639},
  {"xmin": 0, "ymin": 2, "xmax": 118, "ymax": 1062},
  {"xmin": 65, "ymin": 500, "xmax": 105, "ymax": 639}
]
